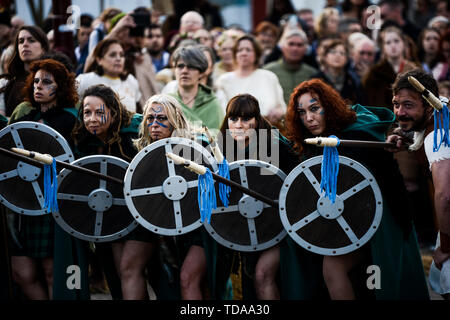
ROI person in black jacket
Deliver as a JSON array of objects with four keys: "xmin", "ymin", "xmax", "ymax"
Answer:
[{"xmin": 72, "ymin": 84, "xmax": 156, "ymax": 300}]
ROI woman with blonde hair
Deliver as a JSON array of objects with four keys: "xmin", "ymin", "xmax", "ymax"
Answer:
[{"xmin": 134, "ymin": 93, "xmax": 214, "ymax": 300}]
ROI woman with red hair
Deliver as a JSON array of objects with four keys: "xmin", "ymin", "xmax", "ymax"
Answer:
[{"xmin": 281, "ymin": 79, "xmax": 429, "ymax": 299}]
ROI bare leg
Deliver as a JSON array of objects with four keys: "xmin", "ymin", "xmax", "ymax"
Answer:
[
  {"xmin": 180, "ymin": 245, "xmax": 206, "ymax": 300},
  {"xmin": 41, "ymin": 257, "xmax": 53, "ymax": 300},
  {"xmin": 322, "ymin": 250, "xmax": 364, "ymax": 300},
  {"xmin": 119, "ymin": 240, "xmax": 155, "ymax": 300},
  {"xmin": 111, "ymin": 242, "xmax": 124, "ymax": 279},
  {"xmin": 254, "ymin": 245, "xmax": 280, "ymax": 300},
  {"xmin": 11, "ymin": 256, "xmax": 48, "ymax": 300}
]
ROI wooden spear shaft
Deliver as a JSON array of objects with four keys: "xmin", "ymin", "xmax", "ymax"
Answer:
[
  {"xmin": 166, "ymin": 152, "xmax": 278, "ymax": 208},
  {"xmin": 0, "ymin": 147, "xmax": 124, "ymax": 185},
  {"xmin": 304, "ymin": 137, "xmax": 396, "ymax": 149}
]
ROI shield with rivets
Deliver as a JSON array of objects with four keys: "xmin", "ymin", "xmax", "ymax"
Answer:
[
  {"xmin": 0, "ymin": 121, "xmax": 74, "ymax": 216},
  {"xmin": 279, "ymin": 155, "xmax": 383, "ymax": 256},
  {"xmin": 123, "ymin": 137, "xmax": 218, "ymax": 236},
  {"xmin": 54, "ymin": 155, "xmax": 138, "ymax": 242},
  {"xmin": 203, "ymin": 159, "xmax": 287, "ymax": 252}
]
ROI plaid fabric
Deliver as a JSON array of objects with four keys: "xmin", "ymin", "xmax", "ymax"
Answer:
[{"xmin": 9, "ymin": 212, "xmax": 54, "ymax": 258}]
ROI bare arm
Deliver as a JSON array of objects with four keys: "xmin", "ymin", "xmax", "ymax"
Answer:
[
  {"xmin": 431, "ymin": 158, "xmax": 450, "ymax": 268},
  {"xmin": 432, "ymin": 158, "xmax": 450, "ymax": 235}
]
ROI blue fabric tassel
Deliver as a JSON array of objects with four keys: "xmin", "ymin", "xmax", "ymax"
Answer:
[
  {"xmin": 44, "ymin": 158, "xmax": 59, "ymax": 213},
  {"xmin": 433, "ymin": 103, "xmax": 450, "ymax": 152},
  {"xmin": 198, "ymin": 168, "xmax": 217, "ymax": 224},
  {"xmin": 320, "ymin": 135, "xmax": 340, "ymax": 203},
  {"xmin": 217, "ymin": 159, "xmax": 231, "ymax": 207}
]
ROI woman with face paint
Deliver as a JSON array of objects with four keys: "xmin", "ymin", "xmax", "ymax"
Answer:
[
  {"xmin": 134, "ymin": 94, "xmax": 217, "ymax": 300},
  {"xmin": 72, "ymin": 84, "xmax": 156, "ymax": 300},
  {"xmin": 362, "ymin": 26, "xmax": 418, "ymax": 111},
  {"xmin": 214, "ymin": 94, "xmax": 298, "ymax": 300},
  {"xmin": 7, "ymin": 59, "xmax": 79, "ymax": 300},
  {"xmin": 281, "ymin": 79, "xmax": 429, "ymax": 300}
]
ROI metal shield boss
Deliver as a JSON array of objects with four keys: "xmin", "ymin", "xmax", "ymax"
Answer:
[
  {"xmin": 55, "ymin": 155, "xmax": 137, "ymax": 242},
  {"xmin": 124, "ymin": 137, "xmax": 218, "ymax": 236},
  {"xmin": 0, "ymin": 121, "xmax": 74, "ymax": 215},
  {"xmin": 279, "ymin": 156, "xmax": 383, "ymax": 256},
  {"xmin": 204, "ymin": 160, "xmax": 287, "ymax": 252}
]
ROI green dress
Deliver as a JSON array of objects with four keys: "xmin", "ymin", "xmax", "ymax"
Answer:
[
  {"xmin": 204, "ymin": 131, "xmax": 300, "ymax": 300},
  {"xmin": 279, "ymin": 105, "xmax": 430, "ymax": 299},
  {"xmin": 170, "ymin": 84, "xmax": 224, "ymax": 131}
]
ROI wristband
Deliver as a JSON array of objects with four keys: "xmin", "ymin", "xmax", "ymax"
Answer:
[{"xmin": 440, "ymin": 232, "xmax": 450, "ymax": 253}]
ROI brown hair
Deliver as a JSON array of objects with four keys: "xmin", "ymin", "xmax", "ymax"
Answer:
[
  {"xmin": 72, "ymin": 84, "xmax": 133, "ymax": 160},
  {"xmin": 286, "ymin": 79, "xmax": 356, "ymax": 155},
  {"xmin": 22, "ymin": 59, "xmax": 78, "ymax": 110},
  {"xmin": 0, "ymin": 25, "xmax": 49, "ymax": 86},
  {"xmin": 219, "ymin": 94, "xmax": 274, "ymax": 160}
]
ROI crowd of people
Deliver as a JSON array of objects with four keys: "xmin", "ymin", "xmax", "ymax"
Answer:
[{"xmin": 0, "ymin": 0, "xmax": 449, "ymax": 301}]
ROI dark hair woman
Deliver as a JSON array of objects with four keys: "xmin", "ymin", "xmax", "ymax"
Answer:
[{"xmin": 310, "ymin": 38, "xmax": 365, "ymax": 105}]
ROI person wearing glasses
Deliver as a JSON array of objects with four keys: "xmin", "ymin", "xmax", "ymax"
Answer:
[{"xmin": 169, "ymin": 45, "xmax": 224, "ymax": 131}]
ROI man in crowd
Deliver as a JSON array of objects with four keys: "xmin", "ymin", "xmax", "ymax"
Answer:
[
  {"xmin": 144, "ymin": 23, "xmax": 170, "ymax": 73},
  {"xmin": 387, "ymin": 69, "xmax": 450, "ymax": 299},
  {"xmin": 264, "ymin": 28, "xmax": 317, "ymax": 105},
  {"xmin": 348, "ymin": 36, "xmax": 377, "ymax": 82}
]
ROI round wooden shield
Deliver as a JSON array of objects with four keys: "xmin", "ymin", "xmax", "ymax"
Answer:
[
  {"xmin": 54, "ymin": 155, "xmax": 138, "ymax": 242},
  {"xmin": 0, "ymin": 121, "xmax": 74, "ymax": 216},
  {"xmin": 204, "ymin": 160, "xmax": 287, "ymax": 252},
  {"xmin": 279, "ymin": 156, "xmax": 383, "ymax": 256},
  {"xmin": 124, "ymin": 137, "xmax": 218, "ymax": 236}
]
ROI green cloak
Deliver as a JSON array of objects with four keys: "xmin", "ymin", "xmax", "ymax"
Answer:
[{"xmin": 280, "ymin": 104, "xmax": 430, "ymax": 300}]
